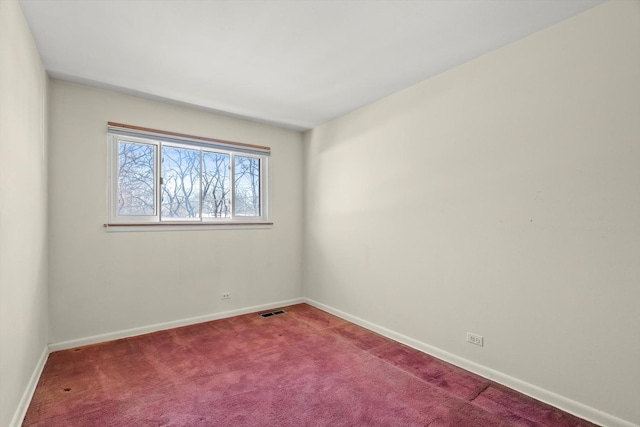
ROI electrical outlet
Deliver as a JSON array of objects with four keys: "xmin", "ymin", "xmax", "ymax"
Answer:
[
  {"xmin": 467, "ymin": 332, "xmax": 484, "ymax": 347},
  {"xmin": 221, "ymin": 292, "xmax": 231, "ymax": 300}
]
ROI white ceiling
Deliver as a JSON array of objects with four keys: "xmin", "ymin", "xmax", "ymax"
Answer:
[{"xmin": 19, "ymin": 0, "xmax": 605, "ymax": 131}]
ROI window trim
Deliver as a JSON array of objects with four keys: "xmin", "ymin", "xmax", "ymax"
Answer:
[
  {"xmin": 108, "ymin": 122, "xmax": 270, "ymax": 152},
  {"xmin": 106, "ymin": 123, "xmax": 271, "ymax": 228}
]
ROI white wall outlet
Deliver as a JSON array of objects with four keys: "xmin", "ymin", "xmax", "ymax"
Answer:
[
  {"xmin": 221, "ymin": 292, "xmax": 231, "ymax": 300},
  {"xmin": 467, "ymin": 332, "xmax": 484, "ymax": 347}
]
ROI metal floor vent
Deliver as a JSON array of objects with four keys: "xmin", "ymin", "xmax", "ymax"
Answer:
[{"xmin": 260, "ymin": 309, "xmax": 286, "ymax": 318}]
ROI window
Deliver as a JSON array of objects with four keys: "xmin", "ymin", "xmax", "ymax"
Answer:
[{"xmin": 108, "ymin": 123, "xmax": 270, "ymax": 227}]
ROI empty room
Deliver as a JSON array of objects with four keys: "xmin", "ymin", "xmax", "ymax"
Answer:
[{"xmin": 1, "ymin": 0, "xmax": 639, "ymax": 426}]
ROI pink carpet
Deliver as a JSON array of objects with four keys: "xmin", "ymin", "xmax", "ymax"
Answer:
[{"xmin": 24, "ymin": 304, "xmax": 598, "ymax": 426}]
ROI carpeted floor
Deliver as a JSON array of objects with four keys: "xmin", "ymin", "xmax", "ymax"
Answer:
[{"xmin": 24, "ymin": 304, "xmax": 598, "ymax": 426}]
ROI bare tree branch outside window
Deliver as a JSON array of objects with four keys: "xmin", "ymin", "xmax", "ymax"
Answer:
[
  {"xmin": 161, "ymin": 146, "xmax": 201, "ymax": 219},
  {"xmin": 118, "ymin": 142, "xmax": 155, "ymax": 216},
  {"xmin": 234, "ymin": 156, "xmax": 260, "ymax": 216},
  {"xmin": 202, "ymin": 152, "xmax": 231, "ymax": 218}
]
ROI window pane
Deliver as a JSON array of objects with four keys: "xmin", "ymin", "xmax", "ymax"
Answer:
[
  {"xmin": 118, "ymin": 141, "xmax": 155, "ymax": 216},
  {"xmin": 161, "ymin": 146, "xmax": 201, "ymax": 219},
  {"xmin": 202, "ymin": 152, "xmax": 231, "ymax": 218},
  {"xmin": 234, "ymin": 156, "xmax": 260, "ymax": 217}
]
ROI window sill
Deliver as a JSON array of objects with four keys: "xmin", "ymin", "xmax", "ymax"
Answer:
[{"xmin": 104, "ymin": 222, "xmax": 273, "ymax": 232}]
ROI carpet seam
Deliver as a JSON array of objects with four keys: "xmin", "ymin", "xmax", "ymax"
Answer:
[
  {"xmin": 326, "ymin": 327, "xmax": 493, "ymax": 407},
  {"xmin": 356, "ymin": 343, "xmax": 476, "ymax": 406},
  {"xmin": 469, "ymin": 383, "xmax": 492, "ymax": 403},
  {"xmin": 353, "ymin": 349, "xmax": 516, "ymax": 426}
]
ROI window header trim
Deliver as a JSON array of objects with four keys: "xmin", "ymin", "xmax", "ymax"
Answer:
[{"xmin": 107, "ymin": 122, "xmax": 270, "ymax": 156}]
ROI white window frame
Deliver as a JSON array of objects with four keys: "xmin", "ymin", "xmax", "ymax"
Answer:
[{"xmin": 107, "ymin": 124, "xmax": 270, "ymax": 229}]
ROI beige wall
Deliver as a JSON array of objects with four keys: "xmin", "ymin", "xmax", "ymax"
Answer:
[
  {"xmin": 48, "ymin": 80, "xmax": 303, "ymax": 344},
  {"xmin": 0, "ymin": 0, "xmax": 49, "ymax": 425},
  {"xmin": 303, "ymin": 1, "xmax": 640, "ymax": 425}
]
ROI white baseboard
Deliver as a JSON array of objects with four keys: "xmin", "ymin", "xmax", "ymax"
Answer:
[
  {"xmin": 304, "ymin": 298, "xmax": 637, "ymax": 427},
  {"xmin": 49, "ymin": 297, "xmax": 304, "ymax": 352},
  {"xmin": 10, "ymin": 346, "xmax": 49, "ymax": 427}
]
